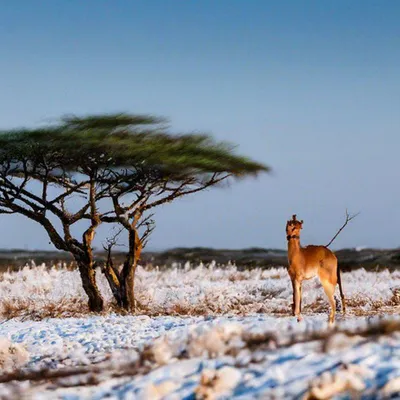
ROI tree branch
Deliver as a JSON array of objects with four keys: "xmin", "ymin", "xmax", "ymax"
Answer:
[
  {"xmin": 142, "ymin": 173, "xmax": 229, "ymax": 212},
  {"xmin": 0, "ymin": 176, "xmax": 68, "ymax": 221},
  {"xmin": 0, "ymin": 200, "xmax": 69, "ymax": 252},
  {"xmin": 101, "ymin": 227, "xmax": 125, "ymax": 306},
  {"xmin": 0, "ymin": 208, "xmax": 16, "ymax": 214},
  {"xmin": 326, "ymin": 209, "xmax": 360, "ymax": 248},
  {"xmin": 49, "ymin": 181, "xmax": 89, "ymax": 205},
  {"xmin": 138, "ymin": 213, "xmax": 155, "ymax": 248},
  {"xmin": 82, "ymin": 175, "xmax": 100, "ymax": 249}
]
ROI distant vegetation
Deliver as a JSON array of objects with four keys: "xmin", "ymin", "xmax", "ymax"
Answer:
[{"xmin": 0, "ymin": 246, "xmax": 399, "ymax": 273}]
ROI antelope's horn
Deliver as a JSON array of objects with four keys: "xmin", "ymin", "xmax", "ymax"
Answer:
[{"xmin": 292, "ymin": 214, "xmax": 297, "ymax": 221}]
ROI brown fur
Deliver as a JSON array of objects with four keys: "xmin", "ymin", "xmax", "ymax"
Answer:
[{"xmin": 286, "ymin": 215, "xmax": 346, "ymax": 323}]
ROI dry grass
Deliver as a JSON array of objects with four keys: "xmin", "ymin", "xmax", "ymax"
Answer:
[
  {"xmin": 390, "ymin": 287, "xmax": 400, "ymax": 305},
  {"xmin": 1, "ymin": 297, "xmax": 89, "ymax": 321},
  {"xmin": 0, "ymin": 264, "xmax": 399, "ymax": 320}
]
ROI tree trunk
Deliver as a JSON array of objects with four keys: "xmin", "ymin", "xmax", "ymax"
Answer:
[
  {"xmin": 102, "ymin": 260, "xmax": 123, "ymax": 308},
  {"xmin": 77, "ymin": 261, "xmax": 104, "ymax": 312},
  {"xmin": 101, "ymin": 220, "xmax": 143, "ymax": 312},
  {"xmin": 124, "ymin": 263, "xmax": 136, "ymax": 311},
  {"xmin": 77, "ymin": 175, "xmax": 104, "ymax": 312},
  {"xmin": 119, "ymin": 274, "xmax": 130, "ymax": 310},
  {"xmin": 120, "ymin": 227, "xmax": 142, "ymax": 312},
  {"xmin": 102, "ymin": 260, "xmax": 134, "ymax": 311}
]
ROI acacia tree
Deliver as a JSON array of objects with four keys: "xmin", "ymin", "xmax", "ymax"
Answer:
[{"xmin": 0, "ymin": 114, "xmax": 269, "ymax": 311}]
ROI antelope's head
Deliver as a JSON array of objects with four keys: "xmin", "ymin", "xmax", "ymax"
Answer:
[{"xmin": 286, "ymin": 214, "xmax": 303, "ymax": 239}]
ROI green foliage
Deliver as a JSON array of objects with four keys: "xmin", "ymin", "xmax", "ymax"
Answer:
[{"xmin": 0, "ymin": 113, "xmax": 269, "ymax": 178}]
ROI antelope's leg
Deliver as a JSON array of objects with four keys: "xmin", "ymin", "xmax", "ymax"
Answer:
[
  {"xmin": 321, "ymin": 280, "xmax": 336, "ymax": 324},
  {"xmin": 294, "ymin": 279, "xmax": 302, "ymax": 321},
  {"xmin": 300, "ymin": 284, "xmax": 303, "ymax": 313},
  {"xmin": 291, "ymin": 279, "xmax": 296, "ymax": 315}
]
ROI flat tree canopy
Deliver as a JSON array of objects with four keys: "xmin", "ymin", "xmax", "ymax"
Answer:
[
  {"xmin": 0, "ymin": 114, "xmax": 267, "ymax": 177},
  {"xmin": 0, "ymin": 113, "xmax": 270, "ymax": 311}
]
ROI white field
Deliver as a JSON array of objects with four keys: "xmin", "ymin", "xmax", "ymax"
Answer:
[
  {"xmin": 0, "ymin": 262, "xmax": 399, "ymax": 319},
  {"xmin": 0, "ymin": 263, "xmax": 399, "ymax": 399}
]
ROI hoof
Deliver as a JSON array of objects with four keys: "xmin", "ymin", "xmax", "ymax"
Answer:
[{"xmin": 296, "ymin": 314, "xmax": 303, "ymax": 322}]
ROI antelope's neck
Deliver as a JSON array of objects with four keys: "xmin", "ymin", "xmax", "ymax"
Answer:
[{"xmin": 287, "ymin": 238, "xmax": 301, "ymax": 259}]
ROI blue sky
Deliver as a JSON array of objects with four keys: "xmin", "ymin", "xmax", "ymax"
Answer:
[{"xmin": 0, "ymin": 1, "xmax": 399, "ymax": 250}]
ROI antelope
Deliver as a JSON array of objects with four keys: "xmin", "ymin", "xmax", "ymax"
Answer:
[{"xmin": 286, "ymin": 214, "xmax": 346, "ymax": 324}]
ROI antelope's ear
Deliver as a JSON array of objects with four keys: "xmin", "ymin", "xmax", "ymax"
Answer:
[{"xmin": 300, "ymin": 220, "xmax": 304, "ymax": 228}]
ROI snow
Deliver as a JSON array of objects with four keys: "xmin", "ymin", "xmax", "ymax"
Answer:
[
  {"xmin": 0, "ymin": 337, "xmax": 29, "ymax": 372},
  {"xmin": 1, "ymin": 314, "xmax": 400, "ymax": 398},
  {"xmin": 1, "ymin": 263, "xmax": 399, "ymax": 319},
  {"xmin": 0, "ymin": 264, "xmax": 399, "ymax": 398}
]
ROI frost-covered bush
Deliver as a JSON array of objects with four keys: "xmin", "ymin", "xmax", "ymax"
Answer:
[
  {"xmin": 0, "ymin": 337, "xmax": 29, "ymax": 371},
  {"xmin": 0, "ymin": 263, "xmax": 398, "ymax": 319}
]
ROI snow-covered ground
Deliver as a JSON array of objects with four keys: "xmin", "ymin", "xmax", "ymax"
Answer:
[
  {"xmin": 0, "ymin": 263, "xmax": 399, "ymax": 319},
  {"xmin": 1, "ymin": 314, "xmax": 400, "ymax": 399},
  {"xmin": 0, "ymin": 264, "xmax": 399, "ymax": 399}
]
